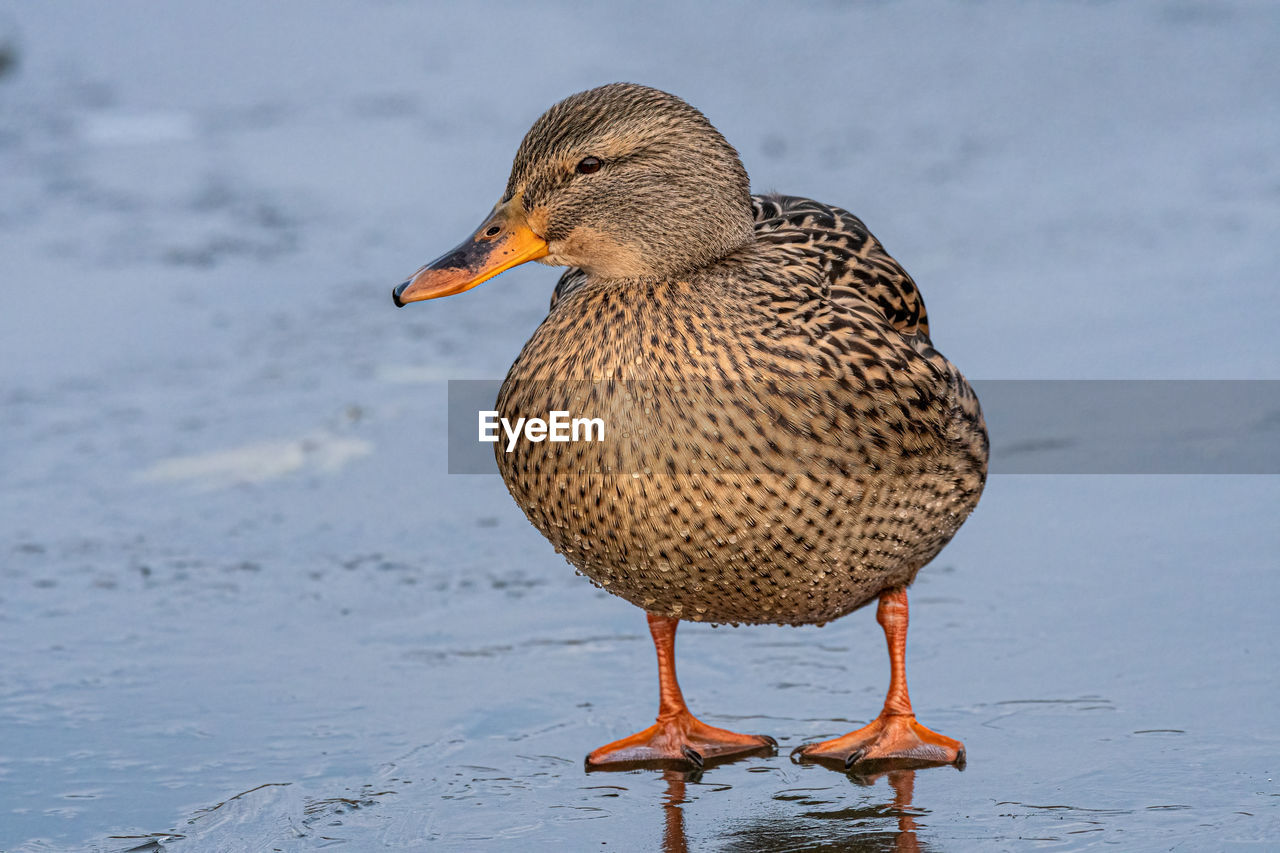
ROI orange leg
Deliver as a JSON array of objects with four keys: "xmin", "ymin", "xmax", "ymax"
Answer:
[
  {"xmin": 794, "ymin": 588, "xmax": 964, "ymax": 769},
  {"xmin": 586, "ymin": 613, "xmax": 776, "ymax": 768}
]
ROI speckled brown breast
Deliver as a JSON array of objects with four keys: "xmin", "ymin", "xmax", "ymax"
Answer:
[{"xmin": 495, "ymin": 195, "xmax": 988, "ymax": 626}]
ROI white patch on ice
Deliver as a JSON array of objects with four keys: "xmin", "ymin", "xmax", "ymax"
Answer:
[
  {"xmin": 138, "ymin": 432, "xmax": 371, "ymax": 490},
  {"xmin": 80, "ymin": 111, "xmax": 197, "ymax": 146}
]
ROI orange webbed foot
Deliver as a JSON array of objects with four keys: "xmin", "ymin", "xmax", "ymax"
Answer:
[
  {"xmin": 586, "ymin": 710, "xmax": 776, "ymax": 768},
  {"xmin": 793, "ymin": 712, "xmax": 964, "ymax": 770}
]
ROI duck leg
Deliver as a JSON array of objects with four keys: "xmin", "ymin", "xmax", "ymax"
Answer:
[
  {"xmin": 586, "ymin": 613, "xmax": 776, "ymax": 767},
  {"xmin": 795, "ymin": 587, "xmax": 964, "ymax": 769}
]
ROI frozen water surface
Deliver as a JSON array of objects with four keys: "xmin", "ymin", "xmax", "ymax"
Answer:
[{"xmin": 1, "ymin": 1, "xmax": 1278, "ymax": 850}]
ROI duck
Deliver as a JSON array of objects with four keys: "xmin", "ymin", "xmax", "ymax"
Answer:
[{"xmin": 393, "ymin": 83, "xmax": 988, "ymax": 770}]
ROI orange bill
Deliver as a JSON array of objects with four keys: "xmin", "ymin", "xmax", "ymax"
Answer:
[{"xmin": 393, "ymin": 197, "xmax": 549, "ymax": 305}]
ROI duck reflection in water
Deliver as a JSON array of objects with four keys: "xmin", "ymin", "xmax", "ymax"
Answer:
[
  {"xmin": 655, "ymin": 765, "xmax": 930, "ymax": 853},
  {"xmin": 661, "ymin": 769, "xmax": 693, "ymax": 853}
]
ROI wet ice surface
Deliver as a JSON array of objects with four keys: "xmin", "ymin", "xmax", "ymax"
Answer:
[{"xmin": 2, "ymin": 1, "xmax": 1278, "ymax": 850}]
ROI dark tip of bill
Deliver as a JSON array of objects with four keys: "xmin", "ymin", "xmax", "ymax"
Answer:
[{"xmin": 392, "ymin": 280, "xmax": 410, "ymax": 307}]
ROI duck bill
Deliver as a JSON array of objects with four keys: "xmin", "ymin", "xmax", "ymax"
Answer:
[{"xmin": 393, "ymin": 198, "xmax": 549, "ymax": 306}]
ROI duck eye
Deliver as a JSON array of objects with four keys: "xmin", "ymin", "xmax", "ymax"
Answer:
[{"xmin": 575, "ymin": 156, "xmax": 602, "ymax": 175}]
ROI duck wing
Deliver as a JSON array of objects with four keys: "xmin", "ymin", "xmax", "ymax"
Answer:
[
  {"xmin": 751, "ymin": 194, "xmax": 930, "ymax": 340},
  {"xmin": 744, "ymin": 193, "xmax": 987, "ymax": 474}
]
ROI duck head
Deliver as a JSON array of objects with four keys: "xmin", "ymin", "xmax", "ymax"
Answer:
[{"xmin": 393, "ymin": 83, "xmax": 753, "ymax": 305}]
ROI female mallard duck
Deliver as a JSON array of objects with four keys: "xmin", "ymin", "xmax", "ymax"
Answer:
[{"xmin": 394, "ymin": 83, "xmax": 987, "ymax": 769}]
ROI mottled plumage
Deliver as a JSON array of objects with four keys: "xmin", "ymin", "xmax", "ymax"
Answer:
[
  {"xmin": 394, "ymin": 83, "xmax": 988, "ymax": 768},
  {"xmin": 501, "ymin": 193, "xmax": 987, "ymax": 626}
]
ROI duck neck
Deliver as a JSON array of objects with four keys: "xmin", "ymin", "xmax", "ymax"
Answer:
[{"xmin": 585, "ymin": 227, "xmax": 757, "ymax": 288}]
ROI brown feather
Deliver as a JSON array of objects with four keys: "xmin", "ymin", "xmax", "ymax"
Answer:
[{"xmin": 491, "ymin": 84, "xmax": 987, "ymax": 626}]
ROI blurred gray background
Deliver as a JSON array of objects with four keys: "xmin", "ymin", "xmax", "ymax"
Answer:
[{"xmin": 1, "ymin": 1, "xmax": 1277, "ymax": 851}]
